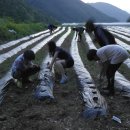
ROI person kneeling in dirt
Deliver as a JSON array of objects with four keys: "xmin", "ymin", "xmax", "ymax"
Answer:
[
  {"xmin": 11, "ymin": 50, "xmax": 40, "ymax": 87},
  {"xmin": 87, "ymin": 45, "xmax": 129, "ymax": 96},
  {"xmin": 47, "ymin": 41, "xmax": 74, "ymax": 84},
  {"xmin": 72, "ymin": 27, "xmax": 85, "ymax": 42}
]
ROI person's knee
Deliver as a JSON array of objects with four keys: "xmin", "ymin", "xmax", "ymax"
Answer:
[
  {"xmin": 55, "ymin": 61, "xmax": 62, "ymax": 68},
  {"xmin": 55, "ymin": 61, "xmax": 66, "ymax": 71}
]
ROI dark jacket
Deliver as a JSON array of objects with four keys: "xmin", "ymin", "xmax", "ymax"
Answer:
[{"xmin": 94, "ymin": 26, "xmax": 116, "ymax": 47}]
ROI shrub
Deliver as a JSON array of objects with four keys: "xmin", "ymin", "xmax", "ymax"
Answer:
[{"xmin": 0, "ymin": 17, "xmax": 46, "ymax": 42}]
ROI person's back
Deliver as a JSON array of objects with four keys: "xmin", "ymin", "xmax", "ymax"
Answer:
[
  {"xmin": 85, "ymin": 20, "xmax": 116, "ymax": 47},
  {"xmin": 77, "ymin": 27, "xmax": 84, "ymax": 34},
  {"xmin": 56, "ymin": 47, "xmax": 73, "ymax": 60},
  {"xmin": 76, "ymin": 27, "xmax": 85, "ymax": 41},
  {"xmin": 94, "ymin": 26, "xmax": 116, "ymax": 47},
  {"xmin": 11, "ymin": 50, "xmax": 40, "ymax": 86},
  {"xmin": 52, "ymin": 25, "xmax": 57, "ymax": 29},
  {"xmin": 97, "ymin": 45, "xmax": 129, "ymax": 64},
  {"xmin": 48, "ymin": 24, "xmax": 56, "ymax": 34}
]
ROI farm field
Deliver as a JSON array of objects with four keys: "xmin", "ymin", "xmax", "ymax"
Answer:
[{"xmin": 0, "ymin": 26, "xmax": 130, "ymax": 130}]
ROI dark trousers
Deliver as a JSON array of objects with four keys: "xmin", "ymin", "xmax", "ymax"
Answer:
[
  {"xmin": 78, "ymin": 33, "xmax": 82, "ymax": 41},
  {"xmin": 21, "ymin": 66, "xmax": 40, "ymax": 83},
  {"xmin": 106, "ymin": 63, "xmax": 122, "ymax": 94}
]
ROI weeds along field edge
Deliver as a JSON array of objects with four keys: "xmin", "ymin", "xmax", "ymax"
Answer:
[{"xmin": 0, "ymin": 27, "xmax": 65, "ymax": 79}]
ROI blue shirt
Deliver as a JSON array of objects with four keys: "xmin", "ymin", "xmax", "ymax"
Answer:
[{"xmin": 11, "ymin": 54, "xmax": 33, "ymax": 74}]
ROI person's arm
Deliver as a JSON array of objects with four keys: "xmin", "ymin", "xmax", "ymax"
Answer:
[{"xmin": 49, "ymin": 52, "xmax": 58, "ymax": 69}]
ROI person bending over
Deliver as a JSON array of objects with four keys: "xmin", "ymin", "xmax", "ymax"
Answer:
[
  {"xmin": 48, "ymin": 24, "xmax": 57, "ymax": 34},
  {"xmin": 11, "ymin": 50, "xmax": 40, "ymax": 86},
  {"xmin": 72, "ymin": 27, "xmax": 85, "ymax": 42},
  {"xmin": 85, "ymin": 20, "xmax": 116, "ymax": 47},
  {"xmin": 47, "ymin": 41, "xmax": 74, "ymax": 84},
  {"xmin": 87, "ymin": 45, "xmax": 129, "ymax": 96}
]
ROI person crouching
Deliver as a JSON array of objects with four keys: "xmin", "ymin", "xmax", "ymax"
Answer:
[
  {"xmin": 47, "ymin": 41, "xmax": 74, "ymax": 84},
  {"xmin": 11, "ymin": 50, "xmax": 40, "ymax": 86}
]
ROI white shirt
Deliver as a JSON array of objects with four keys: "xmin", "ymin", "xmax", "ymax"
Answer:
[{"xmin": 97, "ymin": 45, "xmax": 129, "ymax": 64}]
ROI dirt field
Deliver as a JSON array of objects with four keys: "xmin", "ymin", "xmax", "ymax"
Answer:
[{"xmin": 0, "ymin": 29, "xmax": 130, "ymax": 130}]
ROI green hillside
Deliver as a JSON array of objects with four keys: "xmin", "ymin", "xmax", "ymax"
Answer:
[
  {"xmin": 0, "ymin": 0, "xmax": 58, "ymax": 23},
  {"xmin": 26, "ymin": 0, "xmax": 118, "ymax": 22},
  {"xmin": 0, "ymin": 18, "xmax": 46, "ymax": 42},
  {"xmin": 0, "ymin": 0, "xmax": 59, "ymax": 42}
]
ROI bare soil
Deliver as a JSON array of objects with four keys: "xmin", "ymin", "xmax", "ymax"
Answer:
[{"xmin": 0, "ymin": 32, "xmax": 130, "ymax": 130}]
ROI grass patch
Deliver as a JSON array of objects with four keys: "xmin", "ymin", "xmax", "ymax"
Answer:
[
  {"xmin": 0, "ymin": 18, "xmax": 46, "ymax": 43},
  {"xmin": 0, "ymin": 28, "xmax": 65, "ymax": 78}
]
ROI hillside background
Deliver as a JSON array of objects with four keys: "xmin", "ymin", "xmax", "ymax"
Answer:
[
  {"xmin": 89, "ymin": 2, "xmax": 130, "ymax": 22},
  {"xmin": 26, "ymin": 0, "xmax": 118, "ymax": 22},
  {"xmin": 1, "ymin": 0, "xmax": 130, "ymax": 24},
  {"xmin": 0, "ymin": 0, "xmax": 130, "ymax": 42},
  {"xmin": 0, "ymin": 0, "xmax": 58, "ymax": 23}
]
